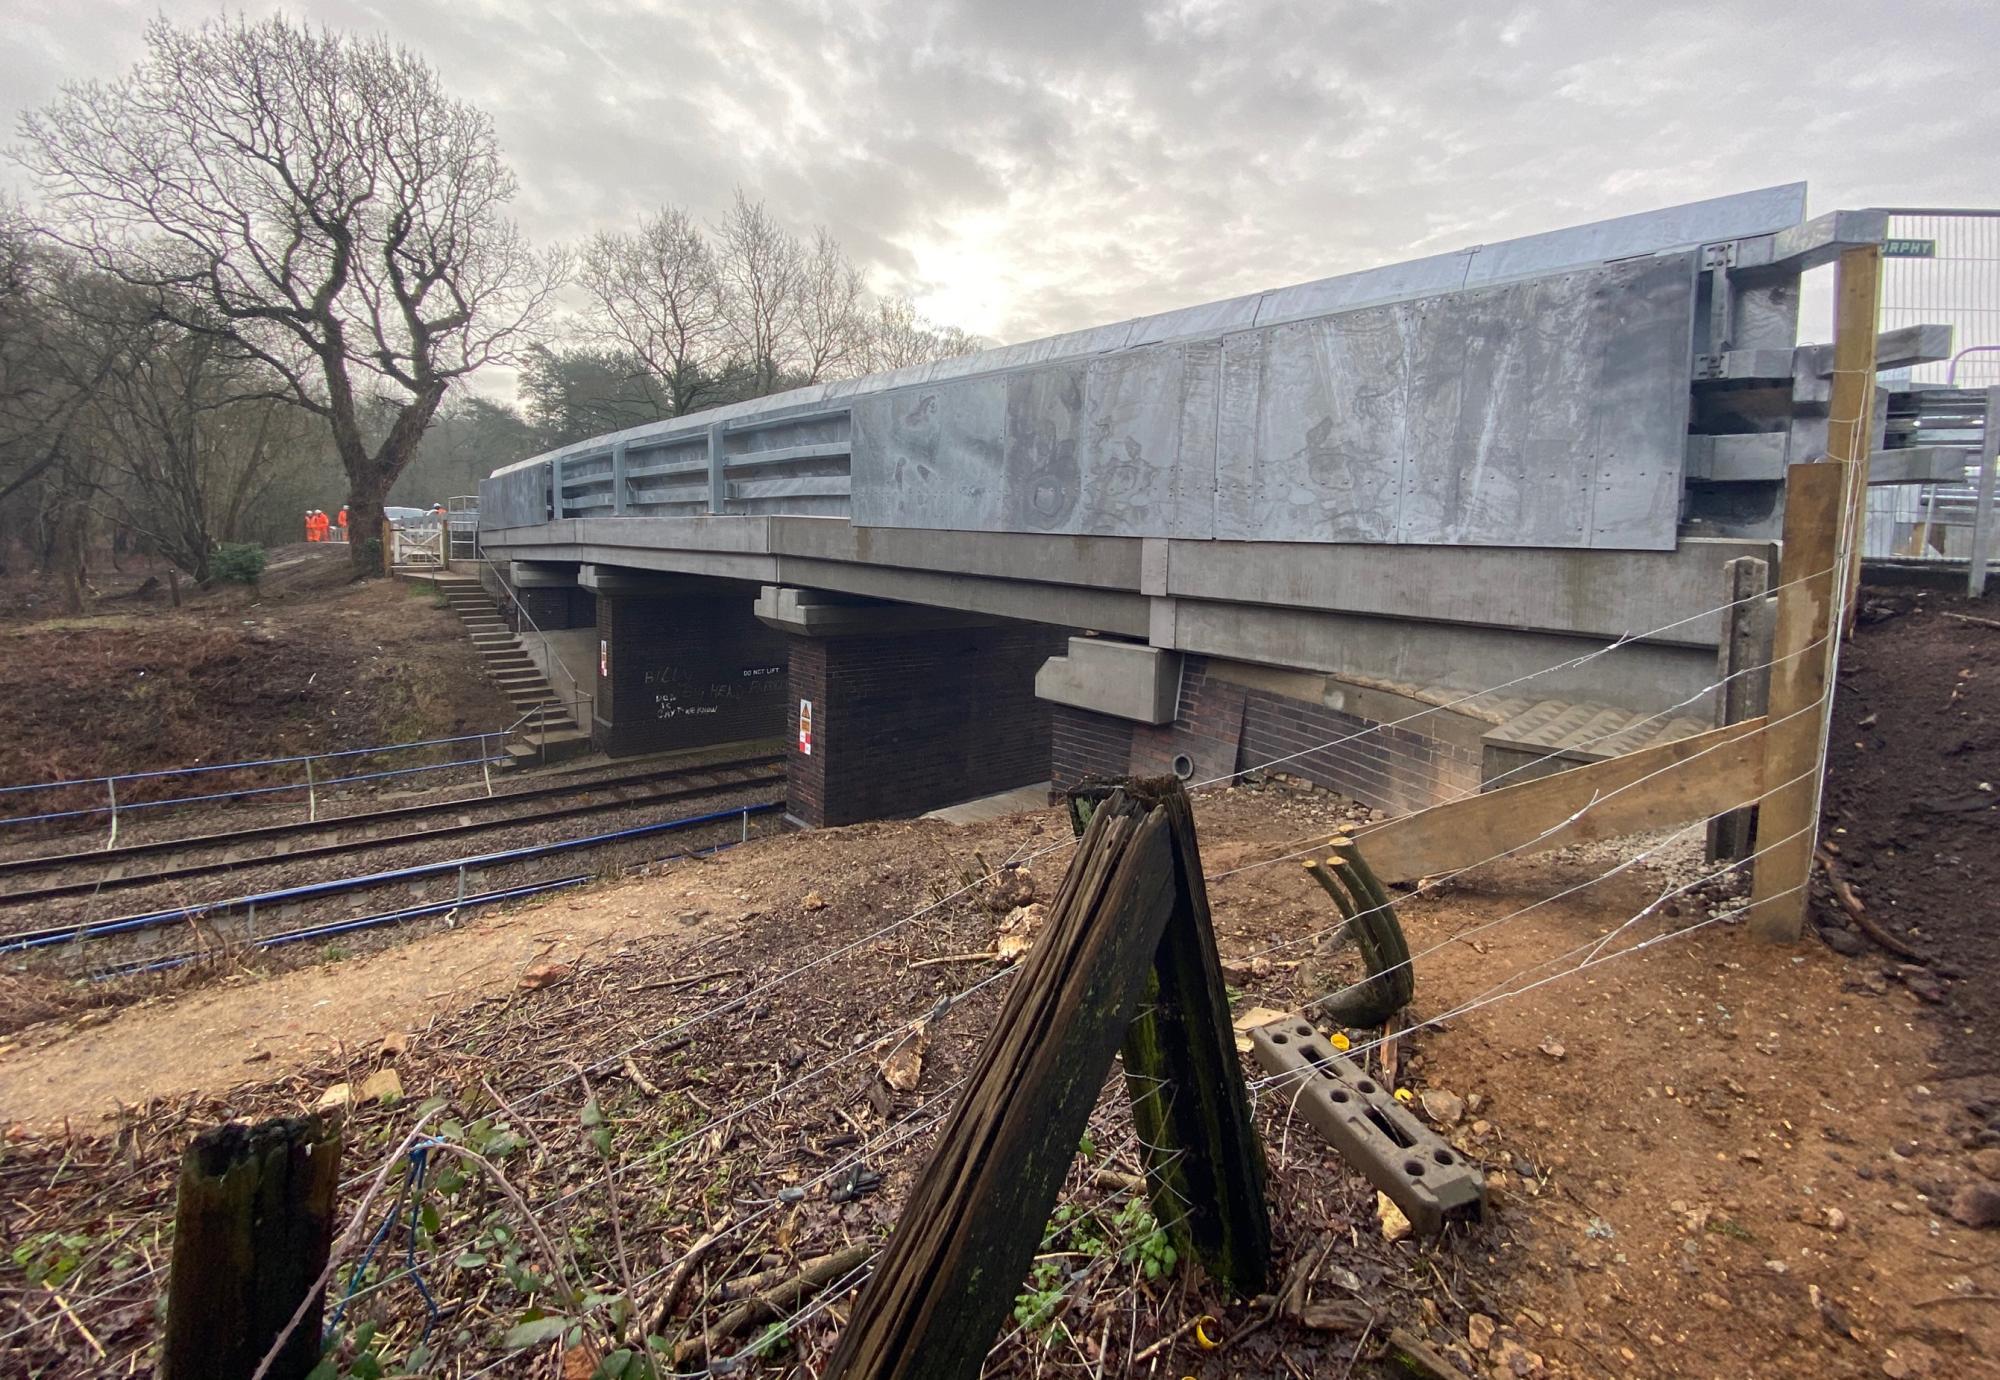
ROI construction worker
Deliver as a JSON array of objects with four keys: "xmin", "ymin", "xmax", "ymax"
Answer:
[
  {"xmin": 336, "ymin": 506, "xmax": 349, "ymax": 543},
  {"xmin": 311, "ymin": 510, "xmax": 328, "ymax": 543},
  {"xmin": 304, "ymin": 510, "xmax": 315, "ymax": 542}
]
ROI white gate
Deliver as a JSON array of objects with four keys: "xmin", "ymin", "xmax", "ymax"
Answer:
[{"xmin": 391, "ymin": 519, "xmax": 445, "ymax": 567}]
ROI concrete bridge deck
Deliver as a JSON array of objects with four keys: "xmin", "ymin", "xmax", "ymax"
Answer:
[{"xmin": 478, "ymin": 185, "xmax": 1949, "ymax": 826}]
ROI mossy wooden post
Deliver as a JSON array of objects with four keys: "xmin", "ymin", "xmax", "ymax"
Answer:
[
  {"xmin": 1118, "ymin": 780, "xmax": 1269, "ymax": 1297},
  {"xmin": 161, "ymin": 1114, "xmax": 344, "ymax": 1380},
  {"xmin": 1065, "ymin": 778, "xmax": 1271, "ymax": 1296}
]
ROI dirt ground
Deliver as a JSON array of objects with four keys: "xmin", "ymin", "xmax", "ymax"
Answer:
[
  {"xmin": 0, "ymin": 547, "xmax": 512, "ymax": 823},
  {"xmin": 1821, "ymin": 587, "xmax": 2000, "ymax": 1083},
  {"xmin": 1, "ymin": 588, "xmax": 1996, "ymax": 1379},
  {"xmin": 3, "ymin": 787, "xmax": 1994, "ymax": 1377}
]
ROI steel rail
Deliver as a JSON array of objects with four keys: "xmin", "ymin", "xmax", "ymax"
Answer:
[
  {"xmin": 0, "ymin": 800, "xmax": 785, "ymax": 955},
  {"xmin": 96, "ymin": 828, "xmax": 759, "ymax": 981},
  {"xmin": 0, "ymin": 757, "xmax": 784, "ymax": 905}
]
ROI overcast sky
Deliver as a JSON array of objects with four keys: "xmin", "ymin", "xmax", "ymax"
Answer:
[{"xmin": 3, "ymin": 0, "xmax": 1994, "ymax": 357}]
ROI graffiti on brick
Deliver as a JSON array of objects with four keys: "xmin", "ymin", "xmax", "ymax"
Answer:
[
  {"xmin": 642, "ymin": 663, "xmax": 787, "ymax": 721},
  {"xmin": 654, "ymin": 692, "xmax": 722, "ymax": 720}
]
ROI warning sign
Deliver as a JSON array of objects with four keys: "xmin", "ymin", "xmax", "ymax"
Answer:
[{"xmin": 798, "ymin": 698, "xmax": 814, "ymax": 755}]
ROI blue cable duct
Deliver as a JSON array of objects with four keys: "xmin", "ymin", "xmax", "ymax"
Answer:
[
  {"xmin": 95, "ymin": 876, "xmax": 592, "ymax": 979},
  {"xmin": 93, "ymin": 835, "xmax": 748, "ymax": 980}
]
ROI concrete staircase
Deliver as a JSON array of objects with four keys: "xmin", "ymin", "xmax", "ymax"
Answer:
[{"xmin": 431, "ymin": 573, "xmax": 591, "ymax": 767}]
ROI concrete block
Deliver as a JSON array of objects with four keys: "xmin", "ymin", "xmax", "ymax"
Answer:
[
  {"xmin": 753, "ymin": 585, "xmax": 1004, "ymax": 638},
  {"xmin": 508, "ymin": 560, "xmax": 578, "ymax": 588},
  {"xmin": 1035, "ymin": 638, "xmax": 1181, "ymax": 725}
]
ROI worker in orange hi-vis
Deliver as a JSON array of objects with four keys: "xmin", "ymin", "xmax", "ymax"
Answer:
[
  {"xmin": 312, "ymin": 510, "xmax": 328, "ymax": 543},
  {"xmin": 336, "ymin": 506, "xmax": 349, "ymax": 543},
  {"xmin": 303, "ymin": 510, "xmax": 314, "ymax": 542}
]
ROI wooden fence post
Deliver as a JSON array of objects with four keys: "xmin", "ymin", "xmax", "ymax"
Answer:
[
  {"xmin": 1832, "ymin": 245, "xmax": 1882, "ymax": 629},
  {"xmin": 1746, "ymin": 463, "xmax": 1847, "ymax": 943},
  {"xmin": 1748, "ymin": 244, "xmax": 1878, "ymax": 940},
  {"xmin": 1708, "ymin": 554, "xmax": 1771, "ymax": 861},
  {"xmin": 829, "ymin": 778, "xmax": 1268, "ymax": 1380},
  {"xmin": 1115, "ymin": 784, "xmax": 1270, "ymax": 1297},
  {"xmin": 160, "ymin": 1114, "xmax": 344, "ymax": 1380}
]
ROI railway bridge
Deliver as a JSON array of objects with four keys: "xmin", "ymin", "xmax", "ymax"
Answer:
[{"xmin": 479, "ymin": 184, "xmax": 1957, "ymax": 827}]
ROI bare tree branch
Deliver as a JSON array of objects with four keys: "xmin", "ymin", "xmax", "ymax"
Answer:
[{"xmin": 16, "ymin": 13, "xmax": 564, "ymax": 572}]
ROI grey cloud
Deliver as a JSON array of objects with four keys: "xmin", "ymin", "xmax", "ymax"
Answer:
[{"xmin": 4, "ymin": 0, "xmax": 1996, "ymax": 362}]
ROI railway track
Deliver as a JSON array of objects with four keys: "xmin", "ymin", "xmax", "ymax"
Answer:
[
  {"xmin": 1, "ymin": 798, "xmax": 785, "ymax": 959},
  {"xmin": 0, "ymin": 754, "xmax": 785, "ymax": 908}
]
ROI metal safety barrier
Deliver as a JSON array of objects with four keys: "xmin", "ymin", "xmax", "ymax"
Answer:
[{"xmin": 0, "ymin": 729, "xmax": 519, "ymax": 843}]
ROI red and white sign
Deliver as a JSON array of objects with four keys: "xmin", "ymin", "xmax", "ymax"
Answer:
[{"xmin": 798, "ymin": 698, "xmax": 814, "ymax": 755}]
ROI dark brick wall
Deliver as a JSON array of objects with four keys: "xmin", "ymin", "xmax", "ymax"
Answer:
[
  {"xmin": 595, "ymin": 593, "xmax": 789, "ymax": 756},
  {"xmin": 1043, "ymin": 656, "xmax": 1480, "ymax": 813},
  {"xmin": 515, "ymin": 586, "xmax": 595, "ymax": 631},
  {"xmin": 1050, "ymin": 705, "xmax": 1135, "ymax": 796},
  {"xmin": 785, "ymin": 623, "xmax": 1069, "ymax": 827},
  {"xmin": 1234, "ymin": 681, "xmax": 1480, "ymax": 814}
]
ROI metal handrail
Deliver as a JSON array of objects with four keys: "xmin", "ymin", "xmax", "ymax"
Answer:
[{"xmin": 469, "ymin": 538, "xmax": 594, "ymax": 736}]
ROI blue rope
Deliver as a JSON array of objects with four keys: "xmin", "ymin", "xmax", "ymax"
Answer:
[
  {"xmin": 325, "ymin": 1141, "xmax": 441, "ymax": 1345},
  {"xmin": 403, "ymin": 1145, "xmax": 441, "ymax": 1343}
]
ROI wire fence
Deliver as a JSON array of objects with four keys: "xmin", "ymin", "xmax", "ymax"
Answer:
[
  {"xmin": 0, "ymin": 728, "xmax": 520, "ymax": 846},
  {"xmin": 0, "ymin": 508, "xmax": 1858, "ymax": 1378}
]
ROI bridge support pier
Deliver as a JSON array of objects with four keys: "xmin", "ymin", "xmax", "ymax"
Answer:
[
  {"xmin": 507, "ymin": 561, "xmax": 592, "ymax": 630},
  {"xmin": 756, "ymin": 587, "xmax": 1067, "ymax": 827},
  {"xmin": 584, "ymin": 567, "xmax": 789, "ymax": 757}
]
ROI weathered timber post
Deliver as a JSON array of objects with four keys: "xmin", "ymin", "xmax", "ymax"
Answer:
[
  {"xmin": 1065, "ymin": 779, "xmax": 1270, "ymax": 1294},
  {"xmin": 160, "ymin": 1114, "xmax": 343, "ymax": 1380},
  {"xmin": 1118, "ymin": 781, "xmax": 1270, "ymax": 1297},
  {"xmin": 1708, "ymin": 555, "xmax": 1772, "ymax": 862},
  {"xmin": 829, "ymin": 778, "xmax": 1268, "ymax": 1380}
]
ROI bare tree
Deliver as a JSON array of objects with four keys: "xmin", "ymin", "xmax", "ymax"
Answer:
[
  {"xmin": 73, "ymin": 295, "xmax": 316, "ymax": 582},
  {"xmin": 0, "ymin": 205, "xmax": 131, "ymax": 607},
  {"xmin": 864, "ymin": 295, "xmax": 985, "ymax": 374},
  {"xmin": 579, "ymin": 205, "xmax": 729, "ymax": 416},
  {"xmin": 793, "ymin": 226, "xmax": 868, "ymax": 383},
  {"xmin": 18, "ymin": 14, "xmax": 564, "ymax": 573},
  {"xmin": 714, "ymin": 189, "xmax": 802, "ymax": 394}
]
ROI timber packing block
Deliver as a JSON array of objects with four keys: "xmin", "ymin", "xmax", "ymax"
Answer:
[{"xmin": 1249, "ymin": 1018, "xmax": 1483, "ymax": 1235}]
